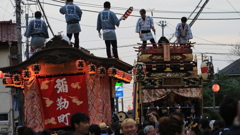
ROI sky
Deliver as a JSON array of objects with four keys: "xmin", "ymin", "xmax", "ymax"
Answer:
[{"xmin": 0, "ymin": 0, "xmax": 240, "ymax": 111}]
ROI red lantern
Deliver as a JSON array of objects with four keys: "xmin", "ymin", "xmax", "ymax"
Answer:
[
  {"xmin": 115, "ymin": 69, "xmax": 123, "ymax": 79},
  {"xmin": 3, "ymin": 74, "xmax": 13, "ymax": 87},
  {"xmin": 201, "ymin": 60, "xmax": 214, "ymax": 80},
  {"xmin": 124, "ymin": 73, "xmax": 132, "ymax": 83},
  {"xmin": 126, "ymin": 74, "xmax": 132, "ymax": 82},
  {"xmin": 22, "ymin": 68, "xmax": 31, "ymax": 81},
  {"xmin": 12, "ymin": 74, "xmax": 22, "ymax": 87},
  {"xmin": 132, "ymin": 68, "xmax": 137, "ymax": 75},
  {"xmin": 121, "ymin": 72, "xmax": 126, "ymax": 80},
  {"xmin": 75, "ymin": 59, "xmax": 86, "ymax": 71},
  {"xmin": 32, "ymin": 62, "xmax": 41, "ymax": 74},
  {"xmin": 97, "ymin": 66, "xmax": 106, "ymax": 78},
  {"xmin": 212, "ymin": 84, "xmax": 220, "ymax": 92},
  {"xmin": 107, "ymin": 67, "xmax": 117, "ymax": 77},
  {"xmin": 0, "ymin": 71, "xmax": 4, "ymax": 78},
  {"xmin": 88, "ymin": 63, "xmax": 96, "ymax": 76}
]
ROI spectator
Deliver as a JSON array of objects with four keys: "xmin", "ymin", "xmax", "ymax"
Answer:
[
  {"xmin": 89, "ymin": 124, "xmax": 101, "ymax": 135},
  {"xmin": 99, "ymin": 122, "xmax": 108, "ymax": 135},
  {"xmin": 188, "ymin": 118, "xmax": 201, "ymax": 135},
  {"xmin": 143, "ymin": 125, "xmax": 156, "ymax": 135},
  {"xmin": 16, "ymin": 126, "xmax": 26, "ymax": 135},
  {"xmin": 199, "ymin": 118, "xmax": 210, "ymax": 135},
  {"xmin": 110, "ymin": 122, "xmax": 120, "ymax": 135},
  {"xmin": 70, "ymin": 112, "xmax": 90, "ymax": 135},
  {"xmin": 210, "ymin": 120, "xmax": 224, "ymax": 135},
  {"xmin": 158, "ymin": 114, "xmax": 185, "ymax": 135},
  {"xmin": 121, "ymin": 118, "xmax": 138, "ymax": 135},
  {"xmin": 23, "ymin": 127, "xmax": 35, "ymax": 135},
  {"xmin": 213, "ymin": 96, "xmax": 237, "ymax": 135}
]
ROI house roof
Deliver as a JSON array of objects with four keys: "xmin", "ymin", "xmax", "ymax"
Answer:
[
  {"xmin": 0, "ymin": 35, "xmax": 133, "ymax": 73},
  {"xmin": 0, "ymin": 20, "xmax": 17, "ymax": 43},
  {"xmin": 219, "ymin": 58, "xmax": 240, "ymax": 75}
]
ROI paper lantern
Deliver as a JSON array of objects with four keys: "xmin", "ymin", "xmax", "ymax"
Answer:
[
  {"xmin": 22, "ymin": 68, "xmax": 31, "ymax": 81},
  {"xmin": 133, "ymin": 62, "xmax": 146, "ymax": 81},
  {"xmin": 97, "ymin": 66, "xmax": 106, "ymax": 78},
  {"xmin": 0, "ymin": 71, "xmax": 4, "ymax": 78},
  {"xmin": 212, "ymin": 84, "xmax": 220, "ymax": 92},
  {"xmin": 75, "ymin": 59, "xmax": 86, "ymax": 71},
  {"xmin": 12, "ymin": 74, "xmax": 23, "ymax": 88},
  {"xmin": 88, "ymin": 63, "xmax": 96, "ymax": 76},
  {"xmin": 32, "ymin": 62, "xmax": 41, "ymax": 74},
  {"xmin": 126, "ymin": 73, "xmax": 132, "ymax": 82},
  {"xmin": 107, "ymin": 67, "xmax": 117, "ymax": 77},
  {"xmin": 201, "ymin": 60, "xmax": 214, "ymax": 80},
  {"xmin": 3, "ymin": 74, "xmax": 13, "ymax": 87},
  {"xmin": 12, "ymin": 74, "xmax": 22, "ymax": 84},
  {"xmin": 115, "ymin": 69, "xmax": 123, "ymax": 80}
]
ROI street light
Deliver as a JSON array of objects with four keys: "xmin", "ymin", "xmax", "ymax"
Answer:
[{"xmin": 212, "ymin": 84, "xmax": 220, "ymax": 110}]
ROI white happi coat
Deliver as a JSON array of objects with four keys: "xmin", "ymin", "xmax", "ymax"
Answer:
[
  {"xmin": 136, "ymin": 16, "xmax": 154, "ymax": 41},
  {"xmin": 175, "ymin": 23, "xmax": 193, "ymax": 43}
]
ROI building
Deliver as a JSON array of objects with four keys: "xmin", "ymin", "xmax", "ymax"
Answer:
[
  {"xmin": 218, "ymin": 58, "xmax": 240, "ymax": 77},
  {"xmin": 0, "ymin": 20, "xmax": 18, "ymax": 135}
]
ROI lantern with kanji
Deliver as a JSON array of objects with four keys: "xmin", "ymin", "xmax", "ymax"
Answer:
[
  {"xmin": 115, "ymin": 69, "xmax": 123, "ymax": 80},
  {"xmin": 32, "ymin": 62, "xmax": 41, "ymax": 74},
  {"xmin": 88, "ymin": 63, "xmax": 96, "ymax": 76},
  {"xmin": 212, "ymin": 84, "xmax": 220, "ymax": 92},
  {"xmin": 22, "ymin": 68, "xmax": 31, "ymax": 81},
  {"xmin": 133, "ymin": 62, "xmax": 146, "ymax": 81},
  {"xmin": 75, "ymin": 59, "xmax": 86, "ymax": 71},
  {"xmin": 201, "ymin": 59, "xmax": 214, "ymax": 80},
  {"xmin": 12, "ymin": 73, "xmax": 23, "ymax": 87},
  {"xmin": 108, "ymin": 67, "xmax": 117, "ymax": 77},
  {"xmin": 124, "ymin": 73, "xmax": 132, "ymax": 83},
  {"xmin": 97, "ymin": 66, "xmax": 106, "ymax": 78},
  {"xmin": 3, "ymin": 74, "xmax": 13, "ymax": 87},
  {"xmin": 0, "ymin": 70, "xmax": 4, "ymax": 78}
]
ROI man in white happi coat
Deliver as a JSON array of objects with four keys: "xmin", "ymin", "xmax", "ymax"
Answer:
[
  {"xmin": 175, "ymin": 16, "xmax": 193, "ymax": 46},
  {"xmin": 136, "ymin": 9, "xmax": 156, "ymax": 48}
]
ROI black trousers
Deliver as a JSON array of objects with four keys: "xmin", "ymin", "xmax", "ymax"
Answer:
[
  {"xmin": 105, "ymin": 40, "xmax": 119, "ymax": 58},
  {"xmin": 67, "ymin": 33, "xmax": 79, "ymax": 49},
  {"xmin": 143, "ymin": 38, "xmax": 156, "ymax": 47}
]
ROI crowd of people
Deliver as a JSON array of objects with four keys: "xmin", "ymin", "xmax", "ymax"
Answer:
[
  {"xmin": 16, "ymin": 96, "xmax": 239, "ymax": 135},
  {"xmin": 25, "ymin": 0, "xmax": 193, "ymax": 57}
]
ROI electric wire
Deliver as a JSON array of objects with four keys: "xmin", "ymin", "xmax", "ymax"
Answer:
[
  {"xmin": 226, "ymin": 0, "xmax": 240, "ymax": 16},
  {"xmin": 28, "ymin": 0, "xmax": 240, "ymax": 20},
  {"xmin": 36, "ymin": 0, "xmax": 54, "ymax": 36}
]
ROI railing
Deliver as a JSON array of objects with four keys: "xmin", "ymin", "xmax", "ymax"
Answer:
[{"xmin": 134, "ymin": 42, "xmax": 195, "ymax": 53}]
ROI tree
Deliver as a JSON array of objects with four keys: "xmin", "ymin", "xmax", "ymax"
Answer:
[{"xmin": 202, "ymin": 73, "xmax": 240, "ymax": 120}]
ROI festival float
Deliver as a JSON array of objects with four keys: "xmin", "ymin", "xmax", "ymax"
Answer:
[
  {"xmin": 0, "ymin": 35, "xmax": 132, "ymax": 132},
  {"xmin": 132, "ymin": 42, "xmax": 203, "ymax": 122}
]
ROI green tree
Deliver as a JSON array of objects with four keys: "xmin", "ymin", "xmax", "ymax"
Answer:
[{"xmin": 202, "ymin": 73, "xmax": 240, "ymax": 120}]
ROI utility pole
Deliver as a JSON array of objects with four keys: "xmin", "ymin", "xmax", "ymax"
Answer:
[
  {"xmin": 16, "ymin": 0, "xmax": 25, "ymax": 129},
  {"xmin": 158, "ymin": 21, "xmax": 167, "ymax": 37},
  {"xmin": 121, "ymin": 98, "xmax": 124, "ymax": 111},
  {"xmin": 25, "ymin": 12, "xmax": 29, "ymax": 59},
  {"xmin": 16, "ymin": 0, "xmax": 22, "ymax": 62}
]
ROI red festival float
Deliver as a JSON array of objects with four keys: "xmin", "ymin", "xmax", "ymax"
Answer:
[{"xmin": 0, "ymin": 35, "xmax": 132, "ymax": 132}]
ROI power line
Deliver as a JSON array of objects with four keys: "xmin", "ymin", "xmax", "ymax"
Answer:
[
  {"xmin": 36, "ymin": 0, "xmax": 54, "ymax": 36},
  {"xmin": 52, "ymin": 0, "xmax": 240, "ymax": 14},
  {"xmin": 226, "ymin": 0, "xmax": 240, "ymax": 16},
  {"xmin": 31, "ymin": 0, "xmax": 240, "ymax": 20}
]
